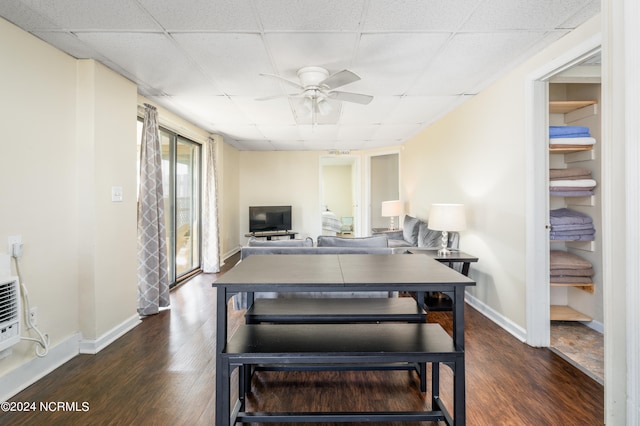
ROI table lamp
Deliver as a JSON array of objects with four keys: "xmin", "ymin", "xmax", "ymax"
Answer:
[
  {"xmin": 381, "ymin": 200, "xmax": 402, "ymax": 230},
  {"xmin": 427, "ymin": 203, "xmax": 466, "ymax": 256}
]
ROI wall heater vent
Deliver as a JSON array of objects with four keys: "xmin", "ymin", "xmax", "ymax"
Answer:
[{"xmin": 0, "ymin": 276, "xmax": 21, "ymax": 352}]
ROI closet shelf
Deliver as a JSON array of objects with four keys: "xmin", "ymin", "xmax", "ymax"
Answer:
[
  {"xmin": 549, "ymin": 100, "xmax": 597, "ymax": 114},
  {"xmin": 550, "ymin": 305, "xmax": 592, "ymax": 322},
  {"xmin": 549, "ymin": 145, "xmax": 593, "ymax": 154},
  {"xmin": 550, "ymin": 282, "xmax": 595, "ymax": 294}
]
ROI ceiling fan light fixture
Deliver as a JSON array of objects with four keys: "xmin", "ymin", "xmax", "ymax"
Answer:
[{"xmin": 316, "ymin": 98, "xmax": 332, "ymax": 116}]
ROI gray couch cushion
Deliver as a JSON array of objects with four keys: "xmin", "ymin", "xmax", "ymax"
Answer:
[
  {"xmin": 317, "ymin": 235, "xmax": 388, "ymax": 247},
  {"xmin": 402, "ymin": 215, "xmax": 421, "ymax": 246},
  {"xmin": 247, "ymin": 236, "xmax": 313, "ymax": 247},
  {"xmin": 387, "ymin": 238, "xmax": 413, "ymax": 248}
]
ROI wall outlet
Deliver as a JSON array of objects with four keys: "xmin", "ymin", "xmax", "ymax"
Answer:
[
  {"xmin": 29, "ymin": 307, "xmax": 37, "ymax": 327},
  {"xmin": 7, "ymin": 235, "xmax": 22, "ymax": 254}
]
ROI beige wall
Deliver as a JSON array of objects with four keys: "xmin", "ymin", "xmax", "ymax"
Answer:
[
  {"xmin": 238, "ymin": 151, "xmax": 323, "ymax": 242},
  {"xmin": 77, "ymin": 60, "xmax": 138, "ymax": 341},
  {"xmin": 0, "ymin": 16, "xmax": 139, "ymax": 390},
  {"xmin": 401, "ymin": 16, "xmax": 601, "ymax": 330},
  {"xmin": 0, "ymin": 18, "xmax": 80, "ymax": 369}
]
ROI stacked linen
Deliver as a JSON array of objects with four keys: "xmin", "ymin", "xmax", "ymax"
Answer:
[
  {"xmin": 549, "ymin": 208, "xmax": 595, "ymax": 241},
  {"xmin": 550, "ymin": 250, "xmax": 594, "ymax": 285},
  {"xmin": 549, "ymin": 167, "xmax": 596, "ymax": 197},
  {"xmin": 549, "ymin": 125, "xmax": 596, "ymax": 149}
]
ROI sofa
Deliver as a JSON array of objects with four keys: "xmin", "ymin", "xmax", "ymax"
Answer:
[
  {"xmin": 233, "ymin": 235, "xmax": 395, "ymax": 309},
  {"xmin": 378, "ymin": 214, "xmax": 459, "ymax": 250}
]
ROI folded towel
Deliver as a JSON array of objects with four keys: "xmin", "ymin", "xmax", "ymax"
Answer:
[
  {"xmin": 549, "ymin": 137, "xmax": 596, "ymax": 146},
  {"xmin": 549, "ymin": 190, "xmax": 593, "ymax": 197},
  {"xmin": 550, "ymin": 208, "xmax": 593, "ymax": 225},
  {"xmin": 550, "ymin": 250, "xmax": 593, "ymax": 269},
  {"xmin": 551, "ymin": 223, "xmax": 594, "ymax": 231},
  {"xmin": 550, "ymin": 268, "xmax": 594, "ymax": 276},
  {"xmin": 549, "ymin": 276, "xmax": 594, "ymax": 284},
  {"xmin": 549, "ymin": 126, "xmax": 591, "ymax": 138},
  {"xmin": 550, "ymin": 186, "xmax": 595, "ymax": 191},
  {"xmin": 549, "ymin": 179, "xmax": 597, "ymax": 188},
  {"xmin": 550, "ymin": 233, "xmax": 595, "ymax": 241},
  {"xmin": 550, "ymin": 168, "xmax": 592, "ymax": 180}
]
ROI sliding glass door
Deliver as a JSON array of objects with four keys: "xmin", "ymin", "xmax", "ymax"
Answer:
[
  {"xmin": 138, "ymin": 121, "xmax": 201, "ymax": 287},
  {"xmin": 174, "ymin": 137, "xmax": 201, "ymax": 279}
]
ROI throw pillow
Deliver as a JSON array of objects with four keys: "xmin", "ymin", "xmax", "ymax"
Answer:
[
  {"xmin": 402, "ymin": 215, "xmax": 420, "ymax": 246},
  {"xmin": 417, "ymin": 222, "xmax": 442, "ymax": 248}
]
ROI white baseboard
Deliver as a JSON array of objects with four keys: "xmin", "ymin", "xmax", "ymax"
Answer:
[
  {"xmin": 222, "ymin": 246, "xmax": 241, "ymax": 263},
  {"xmin": 0, "ymin": 333, "xmax": 80, "ymax": 402},
  {"xmin": 79, "ymin": 314, "xmax": 141, "ymax": 354},
  {"xmin": 465, "ymin": 292, "xmax": 527, "ymax": 343}
]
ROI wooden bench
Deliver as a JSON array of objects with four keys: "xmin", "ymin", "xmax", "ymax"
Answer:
[
  {"xmin": 245, "ymin": 296, "xmax": 427, "ymax": 324},
  {"xmin": 244, "ymin": 296, "xmax": 429, "ymax": 390},
  {"xmin": 219, "ymin": 322, "xmax": 463, "ymax": 425}
]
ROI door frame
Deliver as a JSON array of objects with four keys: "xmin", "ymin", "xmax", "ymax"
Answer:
[
  {"xmin": 319, "ymin": 155, "xmax": 361, "ymax": 236},
  {"xmin": 524, "ymin": 34, "xmax": 601, "ymax": 346}
]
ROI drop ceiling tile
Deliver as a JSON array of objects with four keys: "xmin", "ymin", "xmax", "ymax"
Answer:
[
  {"xmin": 137, "ymin": 0, "xmax": 259, "ymax": 31},
  {"xmin": 265, "ymin": 33, "xmax": 358, "ymax": 76},
  {"xmin": 0, "ymin": 2, "xmax": 59, "ymax": 30},
  {"xmin": 20, "ymin": 0, "xmax": 161, "ymax": 30},
  {"xmin": 234, "ymin": 140, "xmax": 277, "ymax": 151},
  {"xmin": 363, "ymin": 0, "xmax": 480, "ymax": 31},
  {"xmin": 31, "ymin": 31, "xmax": 108, "ymax": 60},
  {"xmin": 334, "ymin": 140, "xmax": 367, "ymax": 150},
  {"xmin": 359, "ymin": 139, "xmax": 402, "ymax": 150},
  {"xmin": 372, "ymin": 123, "xmax": 422, "ymax": 140},
  {"xmin": 298, "ymin": 124, "xmax": 339, "ymax": 141},
  {"xmin": 559, "ymin": 0, "xmax": 600, "ymax": 28},
  {"xmin": 232, "ymin": 97, "xmax": 297, "ymax": 125},
  {"xmin": 255, "ymin": 125, "xmax": 301, "ymax": 140},
  {"xmin": 349, "ymin": 33, "xmax": 451, "ymax": 95},
  {"xmin": 408, "ymin": 31, "xmax": 544, "ymax": 95},
  {"xmin": 173, "ymin": 33, "xmax": 275, "ymax": 96},
  {"xmin": 272, "ymin": 140, "xmax": 308, "ymax": 150},
  {"xmin": 169, "ymin": 95, "xmax": 250, "ymax": 125},
  {"xmin": 255, "ymin": 0, "xmax": 365, "ymax": 31},
  {"xmin": 383, "ymin": 96, "xmax": 463, "ymax": 124},
  {"xmin": 76, "ymin": 32, "xmax": 217, "ymax": 95},
  {"xmin": 339, "ymin": 97, "xmax": 401, "ymax": 124},
  {"xmin": 337, "ymin": 125, "xmax": 378, "ymax": 140},
  {"xmin": 215, "ymin": 124, "xmax": 264, "ymax": 141},
  {"xmin": 463, "ymin": 0, "xmax": 591, "ymax": 31}
]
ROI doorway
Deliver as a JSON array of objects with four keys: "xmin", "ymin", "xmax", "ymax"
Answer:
[
  {"xmin": 525, "ymin": 38, "xmax": 603, "ymax": 382},
  {"xmin": 368, "ymin": 152, "xmax": 400, "ymax": 233},
  {"xmin": 320, "ymin": 155, "xmax": 360, "ymax": 236}
]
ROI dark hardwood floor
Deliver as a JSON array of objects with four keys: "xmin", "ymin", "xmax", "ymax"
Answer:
[{"xmin": 4, "ymin": 252, "xmax": 604, "ymax": 425}]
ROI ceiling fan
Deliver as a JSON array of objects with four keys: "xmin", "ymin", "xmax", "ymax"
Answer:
[{"xmin": 257, "ymin": 67, "xmax": 373, "ymax": 122}]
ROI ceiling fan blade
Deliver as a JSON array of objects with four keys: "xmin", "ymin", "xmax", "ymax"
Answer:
[
  {"xmin": 256, "ymin": 91, "xmax": 307, "ymax": 101},
  {"xmin": 328, "ymin": 91, "xmax": 373, "ymax": 105},
  {"xmin": 259, "ymin": 73, "xmax": 304, "ymax": 90},
  {"xmin": 320, "ymin": 69, "xmax": 361, "ymax": 90}
]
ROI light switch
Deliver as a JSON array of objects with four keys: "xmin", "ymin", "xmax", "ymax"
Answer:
[{"xmin": 111, "ymin": 186, "xmax": 123, "ymax": 202}]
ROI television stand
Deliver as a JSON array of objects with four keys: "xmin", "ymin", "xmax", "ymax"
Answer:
[{"xmin": 245, "ymin": 231, "xmax": 298, "ymax": 240}]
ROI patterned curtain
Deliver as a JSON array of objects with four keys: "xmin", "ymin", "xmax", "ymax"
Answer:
[
  {"xmin": 137, "ymin": 104, "xmax": 169, "ymax": 316},
  {"xmin": 202, "ymin": 138, "xmax": 221, "ymax": 273}
]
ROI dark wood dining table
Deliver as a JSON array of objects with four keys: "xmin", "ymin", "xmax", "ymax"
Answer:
[{"xmin": 213, "ymin": 253, "xmax": 475, "ymax": 425}]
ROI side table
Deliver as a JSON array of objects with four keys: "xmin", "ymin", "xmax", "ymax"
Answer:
[{"xmin": 408, "ymin": 248, "xmax": 478, "ymax": 311}]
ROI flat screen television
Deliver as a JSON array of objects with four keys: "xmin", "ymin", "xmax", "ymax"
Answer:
[{"xmin": 249, "ymin": 205, "xmax": 292, "ymax": 233}]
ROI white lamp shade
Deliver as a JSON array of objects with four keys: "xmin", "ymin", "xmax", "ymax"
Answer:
[
  {"xmin": 381, "ymin": 200, "xmax": 402, "ymax": 217},
  {"xmin": 427, "ymin": 204, "xmax": 466, "ymax": 231}
]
